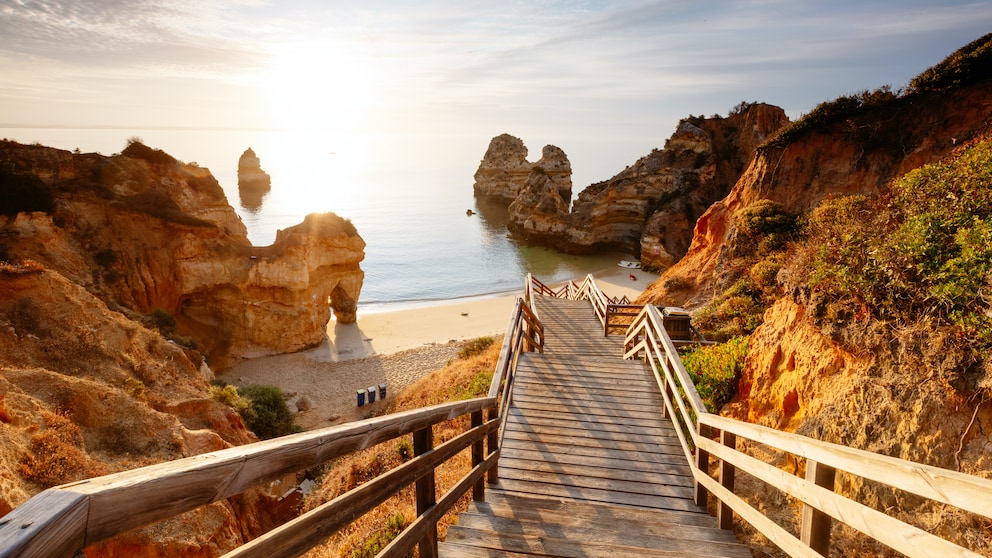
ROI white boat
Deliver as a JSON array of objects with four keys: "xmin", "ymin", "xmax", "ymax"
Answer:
[{"xmin": 618, "ymin": 260, "xmax": 641, "ymax": 269}]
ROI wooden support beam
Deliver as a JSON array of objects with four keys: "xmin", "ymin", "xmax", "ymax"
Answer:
[
  {"xmin": 414, "ymin": 426, "xmax": 437, "ymax": 558},
  {"xmin": 718, "ymin": 431, "xmax": 736, "ymax": 530},
  {"xmin": 471, "ymin": 411, "xmax": 485, "ymax": 501},
  {"xmin": 800, "ymin": 459, "xmax": 836, "ymax": 556},
  {"xmin": 487, "ymin": 407, "xmax": 500, "ymax": 484}
]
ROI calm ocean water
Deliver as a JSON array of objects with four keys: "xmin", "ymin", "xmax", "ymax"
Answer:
[{"xmin": 2, "ymin": 128, "xmax": 631, "ymax": 311}]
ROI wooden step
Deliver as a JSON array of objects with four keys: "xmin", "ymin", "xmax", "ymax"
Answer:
[{"xmin": 439, "ymin": 295, "xmax": 749, "ymax": 558}]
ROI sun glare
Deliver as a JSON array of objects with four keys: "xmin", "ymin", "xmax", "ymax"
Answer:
[{"xmin": 262, "ymin": 44, "xmax": 380, "ymax": 133}]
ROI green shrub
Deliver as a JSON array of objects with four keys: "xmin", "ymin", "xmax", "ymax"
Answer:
[
  {"xmin": 909, "ymin": 33, "xmax": 992, "ymax": 93},
  {"xmin": 681, "ymin": 336, "xmax": 750, "ymax": 412},
  {"xmin": 236, "ymin": 384, "xmax": 298, "ymax": 439},
  {"xmin": 352, "ymin": 513, "xmax": 407, "ymax": 558},
  {"xmin": 798, "ymin": 139, "xmax": 992, "ymax": 348},
  {"xmin": 209, "ymin": 385, "xmax": 251, "ymax": 414},
  {"xmin": 458, "ymin": 336, "xmax": 495, "ymax": 359}
]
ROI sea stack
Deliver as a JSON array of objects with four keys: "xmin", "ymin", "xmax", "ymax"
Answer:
[
  {"xmin": 237, "ymin": 147, "xmax": 271, "ymax": 210},
  {"xmin": 473, "ymin": 134, "xmax": 572, "ymax": 204}
]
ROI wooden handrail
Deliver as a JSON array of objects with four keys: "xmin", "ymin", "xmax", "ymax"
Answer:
[
  {"xmin": 621, "ymin": 301, "xmax": 992, "ymax": 558},
  {"xmin": 0, "ymin": 397, "xmax": 498, "ymax": 558}
]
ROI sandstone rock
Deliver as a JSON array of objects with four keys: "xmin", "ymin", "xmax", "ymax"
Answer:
[
  {"xmin": 237, "ymin": 147, "xmax": 271, "ymax": 211},
  {"xmin": 473, "ymin": 134, "xmax": 572, "ymax": 204},
  {"xmin": 0, "ymin": 140, "xmax": 366, "ymax": 369},
  {"xmin": 638, "ymin": 83, "xmax": 992, "ymax": 310},
  {"xmin": 506, "ymin": 104, "xmax": 789, "ymax": 266},
  {"xmin": 295, "ymin": 395, "xmax": 313, "ymax": 412}
]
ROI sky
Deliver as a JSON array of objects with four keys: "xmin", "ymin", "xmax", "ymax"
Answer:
[{"xmin": 1, "ymin": 1, "xmax": 991, "ymax": 159}]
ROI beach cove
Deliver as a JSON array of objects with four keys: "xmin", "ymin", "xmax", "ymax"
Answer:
[{"xmin": 223, "ymin": 266, "xmax": 657, "ymax": 428}]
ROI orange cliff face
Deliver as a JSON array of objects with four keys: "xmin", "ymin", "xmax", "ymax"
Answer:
[
  {"xmin": 0, "ymin": 140, "xmax": 366, "ymax": 370},
  {"xmin": 502, "ymin": 103, "xmax": 789, "ymax": 266},
  {"xmin": 0, "ymin": 140, "xmax": 366, "ymax": 555},
  {"xmin": 639, "ymin": 81, "xmax": 992, "ymax": 310},
  {"xmin": 0, "ymin": 264, "xmax": 285, "ymax": 555}
]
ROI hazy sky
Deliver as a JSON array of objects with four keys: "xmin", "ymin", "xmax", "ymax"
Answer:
[{"xmin": 2, "ymin": 1, "xmax": 991, "ymax": 146}]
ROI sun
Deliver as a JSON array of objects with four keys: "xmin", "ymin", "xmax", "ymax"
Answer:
[{"xmin": 262, "ymin": 43, "xmax": 379, "ymax": 133}]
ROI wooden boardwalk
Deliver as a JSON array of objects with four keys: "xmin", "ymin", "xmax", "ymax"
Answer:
[{"xmin": 439, "ymin": 297, "xmax": 749, "ymax": 558}]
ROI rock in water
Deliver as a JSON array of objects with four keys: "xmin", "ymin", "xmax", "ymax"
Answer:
[
  {"xmin": 237, "ymin": 147, "xmax": 271, "ymax": 211},
  {"xmin": 473, "ymin": 133, "xmax": 572, "ymax": 204}
]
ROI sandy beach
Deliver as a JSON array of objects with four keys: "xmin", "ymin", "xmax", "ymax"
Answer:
[{"xmin": 223, "ymin": 267, "xmax": 656, "ymax": 429}]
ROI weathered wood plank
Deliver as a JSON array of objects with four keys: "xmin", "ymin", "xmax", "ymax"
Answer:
[
  {"xmin": 512, "ymin": 395, "xmax": 663, "ymax": 421},
  {"xmin": 505, "ymin": 408, "xmax": 677, "ymax": 437},
  {"xmin": 444, "ymin": 525, "xmax": 747, "ymax": 558},
  {"xmin": 453, "ymin": 513, "xmax": 745, "ymax": 551},
  {"xmin": 499, "ymin": 446, "xmax": 692, "ymax": 473},
  {"xmin": 495, "ymin": 466, "xmax": 695, "ymax": 499},
  {"xmin": 0, "ymin": 489, "xmax": 88, "ymax": 558},
  {"xmin": 490, "ymin": 479, "xmax": 703, "ymax": 512},
  {"xmin": 504, "ymin": 420, "xmax": 680, "ymax": 446},
  {"xmin": 501, "ymin": 428, "xmax": 681, "ymax": 453},
  {"xmin": 509, "ymin": 395, "xmax": 665, "ymax": 421},
  {"xmin": 500, "ymin": 439, "xmax": 688, "ymax": 467},
  {"xmin": 473, "ymin": 492, "xmax": 718, "ymax": 528},
  {"xmin": 497, "ymin": 457, "xmax": 694, "ymax": 487}
]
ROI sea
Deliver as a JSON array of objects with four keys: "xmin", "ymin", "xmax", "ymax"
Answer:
[{"xmin": 1, "ymin": 128, "xmax": 634, "ymax": 312}]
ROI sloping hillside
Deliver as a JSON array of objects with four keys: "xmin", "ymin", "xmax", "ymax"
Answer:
[{"xmin": 638, "ymin": 34, "xmax": 992, "ymax": 556}]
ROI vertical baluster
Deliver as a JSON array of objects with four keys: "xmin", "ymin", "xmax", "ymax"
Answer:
[
  {"xmin": 413, "ymin": 426, "xmax": 437, "ymax": 558},
  {"xmin": 718, "ymin": 431, "xmax": 736, "ymax": 530},
  {"xmin": 487, "ymin": 407, "xmax": 499, "ymax": 484},
  {"xmin": 800, "ymin": 459, "xmax": 836, "ymax": 556},
  {"xmin": 471, "ymin": 411, "xmax": 485, "ymax": 501}
]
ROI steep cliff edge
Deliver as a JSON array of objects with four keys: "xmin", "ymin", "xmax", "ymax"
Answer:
[
  {"xmin": 637, "ymin": 35, "xmax": 992, "ymax": 555},
  {"xmin": 505, "ymin": 103, "xmax": 789, "ymax": 267},
  {"xmin": 0, "ymin": 140, "xmax": 365, "ymax": 369},
  {"xmin": 0, "ymin": 263, "xmax": 285, "ymax": 555}
]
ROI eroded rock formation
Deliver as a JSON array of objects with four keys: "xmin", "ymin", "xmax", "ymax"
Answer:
[
  {"xmin": 237, "ymin": 147, "xmax": 271, "ymax": 211},
  {"xmin": 0, "ymin": 263, "xmax": 283, "ymax": 554},
  {"xmin": 505, "ymin": 104, "xmax": 789, "ymax": 269},
  {"xmin": 639, "ymin": 83, "xmax": 992, "ymax": 310},
  {"xmin": 473, "ymin": 133, "xmax": 572, "ymax": 204},
  {"xmin": 0, "ymin": 140, "xmax": 365, "ymax": 369}
]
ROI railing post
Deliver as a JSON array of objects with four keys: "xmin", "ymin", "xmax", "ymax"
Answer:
[
  {"xmin": 695, "ymin": 424, "xmax": 710, "ymax": 506},
  {"xmin": 413, "ymin": 426, "xmax": 437, "ymax": 558},
  {"xmin": 801, "ymin": 459, "xmax": 836, "ymax": 556},
  {"xmin": 718, "ymin": 431, "xmax": 736, "ymax": 530},
  {"xmin": 486, "ymin": 407, "xmax": 499, "ymax": 484},
  {"xmin": 471, "ymin": 410, "xmax": 485, "ymax": 501}
]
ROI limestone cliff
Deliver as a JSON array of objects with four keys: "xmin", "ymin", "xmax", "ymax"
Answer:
[
  {"xmin": 505, "ymin": 104, "xmax": 789, "ymax": 267},
  {"xmin": 237, "ymin": 147, "xmax": 271, "ymax": 211},
  {"xmin": 0, "ymin": 140, "xmax": 365, "ymax": 369},
  {"xmin": 640, "ymin": 83, "xmax": 992, "ymax": 310},
  {"xmin": 0, "ymin": 262, "xmax": 284, "ymax": 555},
  {"xmin": 635, "ymin": 35, "xmax": 992, "ymax": 556},
  {"xmin": 473, "ymin": 133, "xmax": 572, "ymax": 204}
]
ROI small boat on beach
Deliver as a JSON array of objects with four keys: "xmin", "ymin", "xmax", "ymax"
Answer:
[{"xmin": 618, "ymin": 260, "xmax": 642, "ymax": 269}]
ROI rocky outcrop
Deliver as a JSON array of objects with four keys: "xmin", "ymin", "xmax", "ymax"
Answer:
[
  {"xmin": 0, "ymin": 140, "xmax": 365, "ymax": 369},
  {"xmin": 506, "ymin": 104, "xmax": 789, "ymax": 267},
  {"xmin": 0, "ymin": 263, "xmax": 280, "ymax": 554},
  {"xmin": 237, "ymin": 148, "xmax": 271, "ymax": 211},
  {"xmin": 473, "ymin": 134, "xmax": 572, "ymax": 204},
  {"xmin": 638, "ymin": 83, "xmax": 992, "ymax": 309}
]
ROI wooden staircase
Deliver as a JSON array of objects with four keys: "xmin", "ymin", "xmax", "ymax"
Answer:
[{"xmin": 439, "ymin": 296, "xmax": 750, "ymax": 558}]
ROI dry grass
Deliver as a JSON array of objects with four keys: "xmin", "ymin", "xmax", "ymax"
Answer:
[{"xmin": 302, "ymin": 337, "xmax": 501, "ymax": 558}]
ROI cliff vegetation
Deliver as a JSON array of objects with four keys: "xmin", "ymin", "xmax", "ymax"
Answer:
[{"xmin": 638, "ymin": 34, "xmax": 992, "ymax": 556}]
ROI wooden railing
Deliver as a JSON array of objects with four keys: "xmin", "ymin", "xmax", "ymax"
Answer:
[
  {"xmin": 0, "ymin": 297, "xmax": 546, "ymax": 558},
  {"xmin": 527, "ymin": 273, "xmax": 636, "ymax": 336},
  {"xmin": 623, "ymin": 303, "xmax": 992, "ymax": 558}
]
